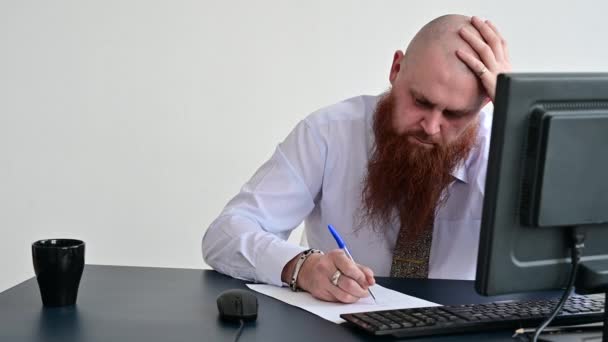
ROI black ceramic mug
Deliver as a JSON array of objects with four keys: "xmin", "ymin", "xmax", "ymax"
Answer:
[{"xmin": 32, "ymin": 239, "xmax": 85, "ymax": 307}]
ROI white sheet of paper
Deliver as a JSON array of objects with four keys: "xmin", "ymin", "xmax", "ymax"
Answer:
[{"xmin": 246, "ymin": 283, "xmax": 440, "ymax": 324}]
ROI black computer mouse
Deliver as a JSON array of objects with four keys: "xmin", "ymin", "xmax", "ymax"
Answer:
[{"xmin": 216, "ymin": 289, "xmax": 258, "ymax": 322}]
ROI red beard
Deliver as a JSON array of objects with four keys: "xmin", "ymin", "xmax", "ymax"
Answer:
[{"xmin": 361, "ymin": 91, "xmax": 478, "ymax": 241}]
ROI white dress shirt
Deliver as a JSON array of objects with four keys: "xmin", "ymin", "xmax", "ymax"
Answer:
[{"xmin": 202, "ymin": 95, "xmax": 493, "ymax": 286}]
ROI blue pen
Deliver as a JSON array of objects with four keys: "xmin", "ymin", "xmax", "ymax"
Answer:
[{"xmin": 327, "ymin": 224, "xmax": 377, "ymax": 302}]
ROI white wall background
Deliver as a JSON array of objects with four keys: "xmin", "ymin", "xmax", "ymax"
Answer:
[{"xmin": 1, "ymin": 0, "xmax": 606, "ymax": 292}]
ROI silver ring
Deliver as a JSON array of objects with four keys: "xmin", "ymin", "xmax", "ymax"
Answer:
[
  {"xmin": 478, "ymin": 66, "xmax": 487, "ymax": 77},
  {"xmin": 330, "ymin": 270, "xmax": 342, "ymax": 286}
]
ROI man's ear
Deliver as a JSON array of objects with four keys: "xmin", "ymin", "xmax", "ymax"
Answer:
[{"xmin": 389, "ymin": 50, "xmax": 405, "ymax": 85}]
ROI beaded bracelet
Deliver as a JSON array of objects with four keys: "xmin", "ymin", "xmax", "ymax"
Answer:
[{"xmin": 289, "ymin": 249, "xmax": 323, "ymax": 292}]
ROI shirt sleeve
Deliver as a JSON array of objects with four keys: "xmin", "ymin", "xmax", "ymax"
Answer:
[{"xmin": 202, "ymin": 118, "xmax": 327, "ymax": 286}]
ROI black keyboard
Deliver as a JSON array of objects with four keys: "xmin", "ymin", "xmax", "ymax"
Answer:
[{"xmin": 341, "ymin": 293, "xmax": 605, "ymax": 338}]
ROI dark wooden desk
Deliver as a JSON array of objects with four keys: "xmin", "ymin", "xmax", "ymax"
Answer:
[{"xmin": 0, "ymin": 265, "xmax": 560, "ymax": 341}]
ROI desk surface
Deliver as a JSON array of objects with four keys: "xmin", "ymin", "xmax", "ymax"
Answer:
[{"xmin": 0, "ymin": 265, "xmax": 560, "ymax": 341}]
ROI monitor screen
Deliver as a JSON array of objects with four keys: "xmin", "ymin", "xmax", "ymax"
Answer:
[{"xmin": 475, "ymin": 73, "xmax": 608, "ymax": 296}]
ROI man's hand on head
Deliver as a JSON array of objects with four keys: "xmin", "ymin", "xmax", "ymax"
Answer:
[
  {"xmin": 455, "ymin": 16, "xmax": 512, "ymax": 102},
  {"xmin": 282, "ymin": 249, "xmax": 376, "ymax": 303}
]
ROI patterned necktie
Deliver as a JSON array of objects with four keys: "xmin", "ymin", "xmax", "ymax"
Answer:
[{"xmin": 390, "ymin": 221, "xmax": 433, "ymax": 278}]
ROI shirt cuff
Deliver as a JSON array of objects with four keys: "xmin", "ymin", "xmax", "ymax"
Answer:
[{"xmin": 255, "ymin": 239, "xmax": 308, "ymax": 286}]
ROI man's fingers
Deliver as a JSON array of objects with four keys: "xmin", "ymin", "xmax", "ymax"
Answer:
[
  {"xmin": 484, "ymin": 20, "xmax": 508, "ymax": 55},
  {"xmin": 488, "ymin": 21, "xmax": 510, "ymax": 64},
  {"xmin": 459, "ymin": 27, "xmax": 497, "ymax": 71},
  {"xmin": 358, "ymin": 264, "xmax": 376, "ymax": 286},
  {"xmin": 312, "ymin": 249, "xmax": 380, "ymax": 303},
  {"xmin": 456, "ymin": 49, "xmax": 495, "ymax": 100},
  {"xmin": 457, "ymin": 16, "xmax": 510, "ymax": 103},
  {"xmin": 315, "ymin": 289, "xmax": 338, "ymax": 303},
  {"xmin": 326, "ymin": 280, "xmax": 360, "ymax": 303},
  {"xmin": 470, "ymin": 16, "xmax": 504, "ymax": 62},
  {"xmin": 484, "ymin": 19, "xmax": 510, "ymax": 64},
  {"xmin": 313, "ymin": 271, "xmax": 365, "ymax": 303},
  {"xmin": 455, "ymin": 49, "xmax": 486, "ymax": 77},
  {"xmin": 336, "ymin": 273, "xmax": 369, "ymax": 298},
  {"xmin": 332, "ymin": 251, "xmax": 368, "ymax": 287}
]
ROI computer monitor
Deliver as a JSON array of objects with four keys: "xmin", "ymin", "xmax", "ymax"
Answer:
[{"xmin": 476, "ymin": 73, "xmax": 608, "ymax": 297}]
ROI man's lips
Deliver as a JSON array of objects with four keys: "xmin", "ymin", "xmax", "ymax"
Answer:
[{"xmin": 408, "ymin": 135, "xmax": 435, "ymax": 147}]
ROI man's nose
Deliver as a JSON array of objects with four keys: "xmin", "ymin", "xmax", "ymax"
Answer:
[{"xmin": 420, "ymin": 110, "xmax": 442, "ymax": 136}]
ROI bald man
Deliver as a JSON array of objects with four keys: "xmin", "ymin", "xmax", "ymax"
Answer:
[{"xmin": 202, "ymin": 14, "xmax": 511, "ymax": 303}]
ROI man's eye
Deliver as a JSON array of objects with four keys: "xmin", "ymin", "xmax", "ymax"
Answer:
[
  {"xmin": 444, "ymin": 110, "xmax": 465, "ymax": 119},
  {"xmin": 415, "ymin": 99, "xmax": 429, "ymax": 107}
]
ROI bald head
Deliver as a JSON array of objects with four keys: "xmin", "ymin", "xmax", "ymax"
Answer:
[{"xmin": 404, "ymin": 14, "xmax": 482, "ymax": 75}]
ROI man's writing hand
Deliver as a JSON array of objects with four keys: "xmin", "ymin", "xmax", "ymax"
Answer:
[{"xmin": 283, "ymin": 249, "xmax": 376, "ymax": 303}]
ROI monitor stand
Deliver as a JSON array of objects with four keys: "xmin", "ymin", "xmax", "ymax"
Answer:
[
  {"xmin": 575, "ymin": 260, "xmax": 608, "ymax": 342},
  {"xmin": 530, "ymin": 223, "xmax": 608, "ymax": 342},
  {"xmin": 542, "ymin": 260, "xmax": 608, "ymax": 342}
]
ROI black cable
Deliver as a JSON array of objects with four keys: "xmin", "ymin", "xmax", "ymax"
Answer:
[
  {"xmin": 603, "ymin": 290, "xmax": 608, "ymax": 342},
  {"xmin": 531, "ymin": 227, "xmax": 585, "ymax": 342},
  {"xmin": 233, "ymin": 319, "xmax": 245, "ymax": 342}
]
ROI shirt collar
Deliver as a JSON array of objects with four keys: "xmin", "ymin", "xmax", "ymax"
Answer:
[{"xmin": 451, "ymin": 160, "xmax": 469, "ymax": 184}]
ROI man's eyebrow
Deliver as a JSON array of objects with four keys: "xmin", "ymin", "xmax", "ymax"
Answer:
[
  {"xmin": 446, "ymin": 104, "xmax": 477, "ymax": 116},
  {"xmin": 410, "ymin": 88, "xmax": 475, "ymax": 115},
  {"xmin": 410, "ymin": 88, "xmax": 434, "ymax": 106}
]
